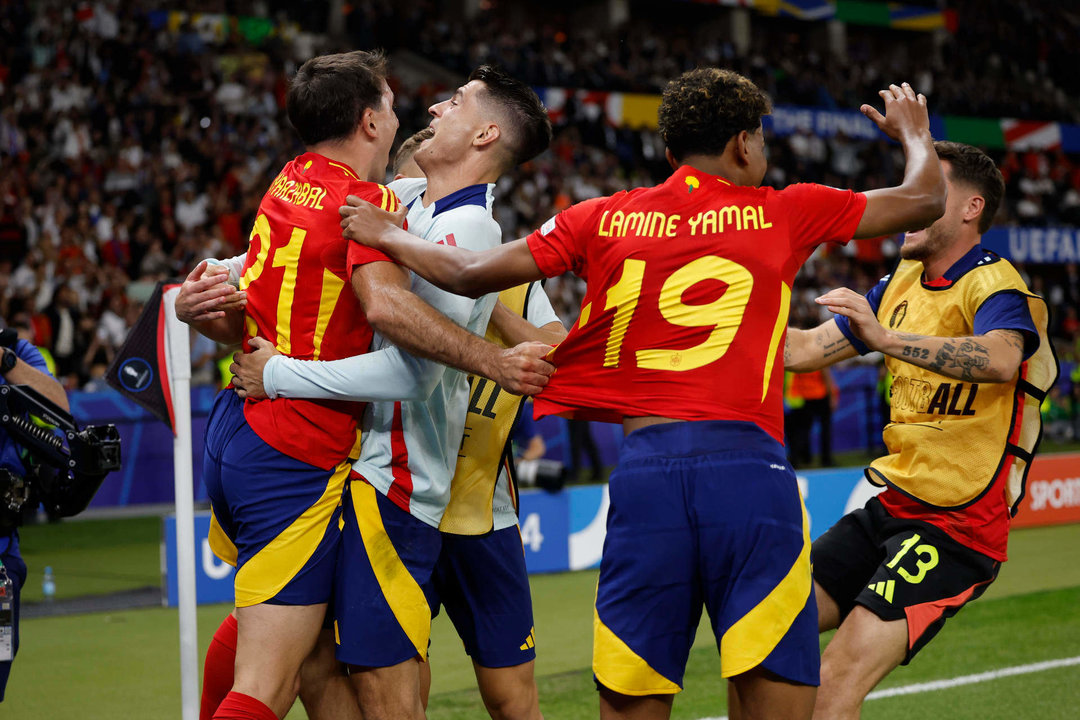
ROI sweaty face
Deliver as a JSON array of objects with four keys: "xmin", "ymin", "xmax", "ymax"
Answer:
[
  {"xmin": 901, "ymin": 160, "xmax": 963, "ymax": 262},
  {"xmin": 419, "ymin": 80, "xmax": 492, "ymax": 169}
]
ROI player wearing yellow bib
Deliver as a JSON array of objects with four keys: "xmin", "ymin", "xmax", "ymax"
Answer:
[{"xmin": 785, "ymin": 141, "xmax": 1057, "ymax": 720}]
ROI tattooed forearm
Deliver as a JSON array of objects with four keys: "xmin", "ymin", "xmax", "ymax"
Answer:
[
  {"xmin": 996, "ymin": 329, "xmax": 1025, "ymax": 352},
  {"xmin": 927, "ymin": 339, "xmax": 991, "ymax": 380}
]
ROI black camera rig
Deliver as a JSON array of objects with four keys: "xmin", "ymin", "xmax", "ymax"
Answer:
[{"xmin": 0, "ymin": 384, "xmax": 121, "ymax": 528}]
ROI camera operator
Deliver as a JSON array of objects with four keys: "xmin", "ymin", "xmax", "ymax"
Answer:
[{"xmin": 0, "ymin": 325, "xmax": 69, "ymax": 703}]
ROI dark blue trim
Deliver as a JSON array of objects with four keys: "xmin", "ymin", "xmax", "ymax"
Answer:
[
  {"xmin": 432, "ymin": 184, "xmax": 489, "ymax": 217},
  {"xmin": 921, "ymin": 245, "xmax": 1001, "ymax": 290}
]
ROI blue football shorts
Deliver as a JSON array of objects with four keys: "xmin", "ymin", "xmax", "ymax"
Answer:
[
  {"xmin": 593, "ymin": 419, "xmax": 818, "ymax": 696},
  {"xmin": 202, "ymin": 389, "xmax": 350, "ymax": 608},
  {"xmin": 334, "ymin": 475, "xmax": 442, "ymax": 668},
  {"xmin": 433, "ymin": 524, "xmax": 537, "ymax": 668}
]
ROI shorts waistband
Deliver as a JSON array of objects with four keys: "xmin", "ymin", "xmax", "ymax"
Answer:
[{"xmin": 620, "ymin": 419, "xmax": 786, "ymax": 462}]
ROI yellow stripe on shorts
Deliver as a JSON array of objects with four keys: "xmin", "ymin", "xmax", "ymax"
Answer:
[
  {"xmin": 593, "ymin": 609, "xmax": 681, "ymax": 696},
  {"xmin": 351, "ymin": 480, "xmax": 432, "ymax": 661},
  {"xmin": 208, "ymin": 509, "xmax": 237, "ymax": 567},
  {"xmin": 719, "ymin": 498, "xmax": 812, "ymax": 677},
  {"xmin": 233, "ymin": 458, "xmax": 351, "ymax": 608}
]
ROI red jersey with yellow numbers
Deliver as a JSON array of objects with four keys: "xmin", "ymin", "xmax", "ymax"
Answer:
[
  {"xmin": 239, "ymin": 152, "xmax": 398, "ymax": 469},
  {"xmin": 525, "ymin": 165, "xmax": 867, "ymax": 443}
]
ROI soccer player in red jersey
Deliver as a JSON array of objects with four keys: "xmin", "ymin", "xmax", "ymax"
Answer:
[
  {"xmin": 185, "ymin": 51, "xmax": 552, "ymax": 720},
  {"xmin": 785, "ymin": 142, "xmax": 1055, "ymax": 720},
  {"xmin": 340, "ymin": 70, "xmax": 946, "ymax": 720}
]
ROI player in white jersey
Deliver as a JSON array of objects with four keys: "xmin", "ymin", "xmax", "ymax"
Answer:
[{"xmin": 228, "ymin": 67, "xmax": 553, "ymax": 720}]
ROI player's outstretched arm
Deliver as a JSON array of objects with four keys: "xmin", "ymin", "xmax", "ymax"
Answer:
[
  {"xmin": 816, "ymin": 288, "xmax": 1024, "ymax": 382},
  {"xmin": 353, "ymin": 261, "xmax": 553, "ymax": 395},
  {"xmin": 175, "ymin": 260, "xmax": 246, "ymax": 344},
  {"xmin": 489, "ymin": 300, "xmax": 567, "ymax": 347},
  {"xmin": 340, "ymin": 198, "xmax": 545, "ymax": 297},
  {"xmin": 853, "ymin": 83, "xmax": 947, "ymax": 240},
  {"xmin": 784, "ymin": 320, "xmax": 858, "ymax": 373}
]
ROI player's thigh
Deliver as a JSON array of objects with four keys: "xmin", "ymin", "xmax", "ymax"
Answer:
[
  {"xmin": 349, "ymin": 656, "xmax": 425, "ymax": 720},
  {"xmin": 335, "ymin": 478, "xmax": 441, "ymax": 669},
  {"xmin": 437, "ymin": 526, "xmax": 537, "ymax": 670},
  {"xmin": 203, "ymin": 389, "xmax": 349, "ymax": 607},
  {"xmin": 593, "ymin": 440, "xmax": 701, "ymax": 697},
  {"xmin": 844, "ymin": 502, "xmax": 1000, "ymax": 664},
  {"xmin": 728, "ymin": 666, "xmax": 815, "ymax": 720},
  {"xmin": 819, "ymin": 604, "xmax": 907, "ymax": 699},
  {"xmin": 698, "ymin": 451, "xmax": 818, "ymax": 688},
  {"xmin": 811, "ymin": 503, "xmax": 885, "ymax": 632}
]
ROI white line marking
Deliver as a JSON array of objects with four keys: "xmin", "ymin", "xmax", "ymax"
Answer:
[
  {"xmin": 696, "ymin": 655, "xmax": 1080, "ymax": 720},
  {"xmin": 865, "ymin": 655, "xmax": 1080, "ymax": 699}
]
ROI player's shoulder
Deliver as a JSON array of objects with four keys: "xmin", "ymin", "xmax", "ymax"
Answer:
[
  {"xmin": 430, "ymin": 203, "xmax": 501, "ymax": 249},
  {"xmin": 388, "ymin": 177, "xmax": 427, "ymax": 207}
]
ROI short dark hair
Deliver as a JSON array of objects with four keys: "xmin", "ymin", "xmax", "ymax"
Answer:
[
  {"xmin": 467, "ymin": 65, "xmax": 552, "ymax": 168},
  {"xmin": 392, "ymin": 128, "xmax": 434, "ymax": 175},
  {"xmin": 933, "ymin": 141, "xmax": 1004, "ymax": 234},
  {"xmin": 658, "ymin": 68, "xmax": 772, "ymax": 162},
  {"xmin": 287, "ymin": 50, "xmax": 389, "ymax": 146}
]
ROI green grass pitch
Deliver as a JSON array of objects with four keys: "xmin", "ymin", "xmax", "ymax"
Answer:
[{"xmin": 4, "ymin": 519, "xmax": 1079, "ymax": 719}]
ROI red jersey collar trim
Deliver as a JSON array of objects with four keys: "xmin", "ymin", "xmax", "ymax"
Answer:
[
  {"xmin": 670, "ymin": 164, "xmax": 735, "ymax": 190},
  {"xmin": 297, "ymin": 152, "xmax": 362, "ymax": 182}
]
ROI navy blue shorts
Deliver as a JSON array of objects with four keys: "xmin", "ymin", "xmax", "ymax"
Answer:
[
  {"xmin": 433, "ymin": 525, "xmax": 536, "ymax": 668},
  {"xmin": 334, "ymin": 477, "xmax": 442, "ymax": 668},
  {"xmin": 0, "ymin": 537, "xmax": 26, "ymax": 702},
  {"xmin": 203, "ymin": 390, "xmax": 349, "ymax": 607},
  {"xmin": 593, "ymin": 420, "xmax": 818, "ymax": 696}
]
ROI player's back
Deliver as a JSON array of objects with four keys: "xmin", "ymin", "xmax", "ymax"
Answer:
[
  {"xmin": 240, "ymin": 152, "xmax": 398, "ymax": 469},
  {"xmin": 528, "ymin": 165, "xmax": 865, "ymax": 442}
]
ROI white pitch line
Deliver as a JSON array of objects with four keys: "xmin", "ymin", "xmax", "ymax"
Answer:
[{"xmin": 696, "ymin": 655, "xmax": 1080, "ymax": 720}]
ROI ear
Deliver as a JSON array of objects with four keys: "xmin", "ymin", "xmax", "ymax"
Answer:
[
  {"xmin": 665, "ymin": 147, "xmax": 679, "ymax": 171},
  {"xmin": 735, "ymin": 130, "xmax": 752, "ymax": 167},
  {"xmin": 360, "ymin": 106, "xmax": 379, "ymax": 140},
  {"xmin": 963, "ymin": 194, "xmax": 986, "ymax": 226},
  {"xmin": 474, "ymin": 122, "xmax": 501, "ymax": 149}
]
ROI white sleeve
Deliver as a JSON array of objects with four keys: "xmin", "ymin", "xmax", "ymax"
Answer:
[
  {"xmin": 263, "ymin": 343, "xmax": 441, "ymax": 402},
  {"xmin": 205, "ymin": 254, "xmax": 246, "ymax": 287},
  {"xmin": 264, "ymin": 208, "xmax": 499, "ymax": 403},
  {"xmin": 525, "ymin": 282, "xmax": 562, "ymax": 329}
]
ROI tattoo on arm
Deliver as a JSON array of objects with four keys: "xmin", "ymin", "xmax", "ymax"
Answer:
[
  {"xmin": 815, "ymin": 333, "xmax": 851, "ymax": 360},
  {"xmin": 996, "ymin": 329, "xmax": 1025, "ymax": 353},
  {"xmin": 929, "ymin": 339, "xmax": 991, "ymax": 381}
]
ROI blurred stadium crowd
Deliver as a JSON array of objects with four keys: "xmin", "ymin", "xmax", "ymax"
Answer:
[{"xmin": 0, "ymin": 0, "xmax": 1077, "ymax": 412}]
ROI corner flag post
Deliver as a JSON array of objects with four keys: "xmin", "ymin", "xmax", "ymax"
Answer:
[{"xmin": 163, "ymin": 285, "xmax": 199, "ymax": 720}]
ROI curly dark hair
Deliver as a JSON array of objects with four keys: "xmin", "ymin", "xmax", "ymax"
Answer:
[
  {"xmin": 658, "ymin": 68, "xmax": 772, "ymax": 162},
  {"xmin": 287, "ymin": 50, "xmax": 389, "ymax": 147},
  {"xmin": 933, "ymin": 141, "xmax": 1004, "ymax": 234}
]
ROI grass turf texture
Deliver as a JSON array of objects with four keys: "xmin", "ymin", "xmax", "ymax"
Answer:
[{"xmin": 4, "ymin": 521, "xmax": 1079, "ymax": 718}]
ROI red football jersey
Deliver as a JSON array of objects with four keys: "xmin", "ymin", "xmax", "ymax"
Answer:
[
  {"xmin": 240, "ymin": 152, "xmax": 397, "ymax": 469},
  {"xmin": 526, "ymin": 165, "xmax": 867, "ymax": 443}
]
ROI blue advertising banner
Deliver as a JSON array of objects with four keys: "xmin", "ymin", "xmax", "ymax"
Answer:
[
  {"xmin": 981, "ymin": 226, "xmax": 1080, "ymax": 264},
  {"xmin": 517, "ymin": 489, "xmax": 570, "ymax": 574},
  {"xmin": 163, "ymin": 512, "xmax": 235, "ymax": 607}
]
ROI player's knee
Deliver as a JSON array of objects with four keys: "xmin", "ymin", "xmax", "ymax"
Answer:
[{"xmin": 482, "ymin": 682, "xmax": 540, "ymax": 720}]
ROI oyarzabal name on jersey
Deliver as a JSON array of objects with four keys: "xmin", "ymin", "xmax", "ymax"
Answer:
[
  {"xmin": 597, "ymin": 205, "xmax": 772, "ymax": 239},
  {"xmin": 267, "ymin": 172, "xmax": 328, "ymax": 210}
]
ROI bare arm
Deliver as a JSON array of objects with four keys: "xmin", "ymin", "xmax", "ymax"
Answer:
[
  {"xmin": 489, "ymin": 299, "xmax": 567, "ymax": 347},
  {"xmin": 5, "ymin": 354, "xmax": 69, "ymax": 411},
  {"xmin": 784, "ymin": 321, "xmax": 859, "ymax": 373},
  {"xmin": 352, "ymin": 261, "xmax": 553, "ymax": 395},
  {"xmin": 816, "ymin": 287, "xmax": 1024, "ymax": 382},
  {"xmin": 852, "ymin": 83, "xmax": 947, "ymax": 240},
  {"xmin": 341, "ymin": 201, "xmax": 546, "ymax": 298}
]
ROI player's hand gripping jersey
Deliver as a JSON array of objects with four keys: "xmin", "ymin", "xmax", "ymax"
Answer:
[
  {"xmin": 239, "ymin": 152, "xmax": 397, "ymax": 469},
  {"xmin": 526, "ymin": 166, "xmax": 867, "ymax": 439}
]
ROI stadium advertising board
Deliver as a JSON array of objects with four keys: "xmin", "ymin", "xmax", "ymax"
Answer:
[
  {"xmin": 163, "ymin": 513, "xmax": 235, "ymax": 607},
  {"xmin": 1011, "ymin": 453, "xmax": 1080, "ymax": 529},
  {"xmin": 981, "ymin": 227, "xmax": 1080, "ymax": 264}
]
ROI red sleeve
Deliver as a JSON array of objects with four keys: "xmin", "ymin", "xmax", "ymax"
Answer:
[
  {"xmin": 775, "ymin": 183, "xmax": 867, "ymax": 252},
  {"xmin": 525, "ymin": 197, "xmax": 608, "ymax": 278},
  {"xmin": 346, "ymin": 183, "xmax": 398, "ymax": 275}
]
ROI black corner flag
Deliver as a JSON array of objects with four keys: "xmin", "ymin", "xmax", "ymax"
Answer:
[{"xmin": 106, "ymin": 281, "xmax": 177, "ymax": 432}]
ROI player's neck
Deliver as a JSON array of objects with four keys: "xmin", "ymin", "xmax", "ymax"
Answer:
[
  {"xmin": 922, "ymin": 237, "xmax": 980, "ymax": 281},
  {"xmin": 678, "ymin": 155, "xmax": 753, "ymax": 186},
  {"xmin": 419, "ymin": 157, "xmax": 498, "ymax": 207},
  {"xmin": 308, "ymin": 142, "xmax": 378, "ymax": 183}
]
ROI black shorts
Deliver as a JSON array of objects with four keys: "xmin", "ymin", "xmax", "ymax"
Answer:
[{"xmin": 812, "ymin": 496, "xmax": 1000, "ymax": 664}]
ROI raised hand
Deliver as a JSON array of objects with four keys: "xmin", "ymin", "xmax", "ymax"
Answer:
[
  {"xmin": 230, "ymin": 336, "xmax": 280, "ymax": 400},
  {"xmin": 339, "ymin": 196, "xmax": 408, "ymax": 251},
  {"xmin": 176, "ymin": 260, "xmax": 246, "ymax": 323},
  {"xmin": 490, "ymin": 341, "xmax": 556, "ymax": 396},
  {"xmin": 861, "ymin": 82, "xmax": 930, "ymax": 143}
]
